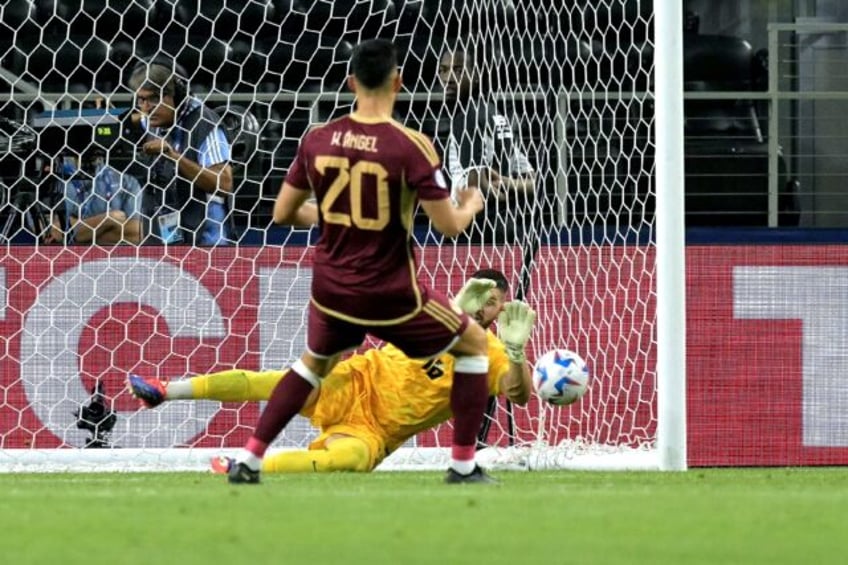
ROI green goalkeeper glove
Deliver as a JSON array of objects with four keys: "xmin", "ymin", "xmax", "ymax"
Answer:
[
  {"xmin": 498, "ymin": 300, "xmax": 537, "ymax": 364},
  {"xmin": 453, "ymin": 278, "xmax": 497, "ymax": 315}
]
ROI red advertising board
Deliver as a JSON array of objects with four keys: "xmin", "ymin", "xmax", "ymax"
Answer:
[
  {"xmin": 686, "ymin": 245, "xmax": 848, "ymax": 466},
  {"xmin": 0, "ymin": 244, "xmax": 845, "ymax": 466}
]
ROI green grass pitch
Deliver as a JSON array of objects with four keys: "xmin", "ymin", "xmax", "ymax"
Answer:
[{"xmin": 2, "ymin": 469, "xmax": 847, "ymax": 565}]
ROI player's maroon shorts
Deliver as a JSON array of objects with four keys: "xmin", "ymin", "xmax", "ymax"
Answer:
[{"xmin": 307, "ymin": 287, "xmax": 470, "ymax": 359}]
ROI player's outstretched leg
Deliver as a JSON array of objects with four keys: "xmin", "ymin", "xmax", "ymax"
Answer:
[
  {"xmin": 445, "ymin": 464, "xmax": 498, "ymax": 484},
  {"xmin": 127, "ymin": 374, "xmax": 167, "ymax": 408},
  {"xmin": 229, "ymin": 359, "xmax": 323, "ymax": 484}
]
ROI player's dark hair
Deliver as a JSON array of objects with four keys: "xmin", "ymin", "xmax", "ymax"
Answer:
[
  {"xmin": 350, "ymin": 39, "xmax": 398, "ymax": 89},
  {"xmin": 471, "ymin": 269, "xmax": 509, "ymax": 293}
]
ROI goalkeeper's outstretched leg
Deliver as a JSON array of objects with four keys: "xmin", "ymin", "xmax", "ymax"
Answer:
[
  {"xmin": 128, "ymin": 369, "xmax": 318, "ymax": 407},
  {"xmin": 128, "ymin": 369, "xmax": 372, "ymax": 473},
  {"xmin": 211, "ymin": 436, "xmax": 372, "ymax": 474}
]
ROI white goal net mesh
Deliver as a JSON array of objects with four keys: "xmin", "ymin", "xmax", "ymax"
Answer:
[{"xmin": 0, "ymin": 0, "xmax": 659, "ymax": 471}]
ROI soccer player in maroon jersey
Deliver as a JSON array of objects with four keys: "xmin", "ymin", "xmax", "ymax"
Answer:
[{"xmin": 229, "ymin": 39, "xmax": 495, "ymax": 484}]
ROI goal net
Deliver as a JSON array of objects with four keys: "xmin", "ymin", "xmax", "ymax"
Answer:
[{"xmin": 0, "ymin": 0, "xmax": 679, "ymax": 472}]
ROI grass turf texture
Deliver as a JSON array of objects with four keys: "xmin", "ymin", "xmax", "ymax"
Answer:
[{"xmin": 1, "ymin": 469, "xmax": 846, "ymax": 565}]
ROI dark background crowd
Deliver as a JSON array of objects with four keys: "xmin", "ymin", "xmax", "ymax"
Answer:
[{"xmin": 0, "ymin": 1, "xmax": 816, "ymax": 245}]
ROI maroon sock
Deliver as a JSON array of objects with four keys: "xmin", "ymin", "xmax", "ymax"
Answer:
[
  {"xmin": 450, "ymin": 371, "xmax": 489, "ymax": 456},
  {"xmin": 250, "ymin": 368, "xmax": 315, "ymax": 449}
]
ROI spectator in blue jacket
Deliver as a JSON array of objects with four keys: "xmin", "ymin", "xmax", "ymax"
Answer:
[{"xmin": 51, "ymin": 154, "xmax": 143, "ymax": 245}]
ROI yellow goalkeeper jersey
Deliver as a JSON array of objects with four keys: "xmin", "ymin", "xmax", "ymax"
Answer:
[{"xmin": 307, "ymin": 331, "xmax": 510, "ymax": 463}]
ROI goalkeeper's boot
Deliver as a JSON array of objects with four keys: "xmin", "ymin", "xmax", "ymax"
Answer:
[
  {"xmin": 128, "ymin": 374, "xmax": 167, "ymax": 408},
  {"xmin": 444, "ymin": 464, "xmax": 498, "ymax": 485},
  {"xmin": 228, "ymin": 461, "xmax": 261, "ymax": 485},
  {"xmin": 210, "ymin": 455, "xmax": 235, "ymax": 475}
]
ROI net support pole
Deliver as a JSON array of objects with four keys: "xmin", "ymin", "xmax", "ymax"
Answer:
[{"xmin": 653, "ymin": 0, "xmax": 688, "ymax": 471}]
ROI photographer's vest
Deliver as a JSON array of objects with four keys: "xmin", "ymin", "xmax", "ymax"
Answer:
[{"xmin": 143, "ymin": 101, "xmax": 230, "ymax": 245}]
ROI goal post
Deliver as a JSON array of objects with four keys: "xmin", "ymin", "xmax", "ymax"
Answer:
[
  {"xmin": 0, "ymin": 0, "xmax": 686, "ymax": 472},
  {"xmin": 653, "ymin": 0, "xmax": 688, "ymax": 472}
]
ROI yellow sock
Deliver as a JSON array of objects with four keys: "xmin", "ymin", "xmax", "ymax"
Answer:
[
  {"xmin": 262, "ymin": 437, "xmax": 372, "ymax": 473},
  {"xmin": 190, "ymin": 369, "xmax": 285, "ymax": 402}
]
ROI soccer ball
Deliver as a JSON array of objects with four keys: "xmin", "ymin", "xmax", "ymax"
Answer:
[{"xmin": 532, "ymin": 349, "xmax": 590, "ymax": 406}]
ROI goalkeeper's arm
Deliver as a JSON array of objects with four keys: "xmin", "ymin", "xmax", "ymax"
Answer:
[
  {"xmin": 497, "ymin": 301, "xmax": 536, "ymax": 405},
  {"xmin": 452, "ymin": 277, "xmax": 497, "ymax": 315}
]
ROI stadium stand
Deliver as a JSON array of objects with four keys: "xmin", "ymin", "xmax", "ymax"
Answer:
[
  {"xmin": 0, "ymin": 0, "xmax": 801, "ymax": 233},
  {"xmin": 682, "ymin": 32, "xmax": 799, "ymax": 226}
]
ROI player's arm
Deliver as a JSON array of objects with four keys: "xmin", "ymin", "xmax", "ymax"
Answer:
[
  {"xmin": 273, "ymin": 182, "xmax": 318, "ymax": 226},
  {"xmin": 407, "ymin": 130, "xmax": 484, "ymax": 237},
  {"xmin": 418, "ymin": 188, "xmax": 483, "ymax": 237},
  {"xmin": 497, "ymin": 301, "xmax": 536, "ymax": 405},
  {"xmin": 500, "ymin": 356, "xmax": 533, "ymax": 405},
  {"xmin": 274, "ymin": 135, "xmax": 319, "ymax": 226}
]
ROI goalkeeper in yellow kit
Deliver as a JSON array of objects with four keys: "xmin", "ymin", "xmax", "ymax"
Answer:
[{"xmin": 128, "ymin": 269, "xmax": 536, "ymax": 473}]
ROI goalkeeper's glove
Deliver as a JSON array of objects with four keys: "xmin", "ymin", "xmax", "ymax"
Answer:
[
  {"xmin": 453, "ymin": 278, "xmax": 497, "ymax": 315},
  {"xmin": 498, "ymin": 300, "xmax": 537, "ymax": 364}
]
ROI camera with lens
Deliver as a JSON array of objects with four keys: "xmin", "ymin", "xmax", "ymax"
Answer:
[{"xmin": 73, "ymin": 380, "xmax": 117, "ymax": 448}]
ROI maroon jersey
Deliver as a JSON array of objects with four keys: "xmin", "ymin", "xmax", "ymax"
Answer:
[{"xmin": 285, "ymin": 113, "xmax": 451, "ymax": 323}]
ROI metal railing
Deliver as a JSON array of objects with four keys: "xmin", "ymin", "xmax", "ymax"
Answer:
[{"xmin": 768, "ymin": 22, "xmax": 848, "ymax": 228}]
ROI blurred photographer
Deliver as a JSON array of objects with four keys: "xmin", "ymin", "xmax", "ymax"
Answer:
[
  {"xmin": 127, "ymin": 57, "xmax": 234, "ymax": 245},
  {"xmin": 48, "ymin": 151, "xmax": 143, "ymax": 245}
]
